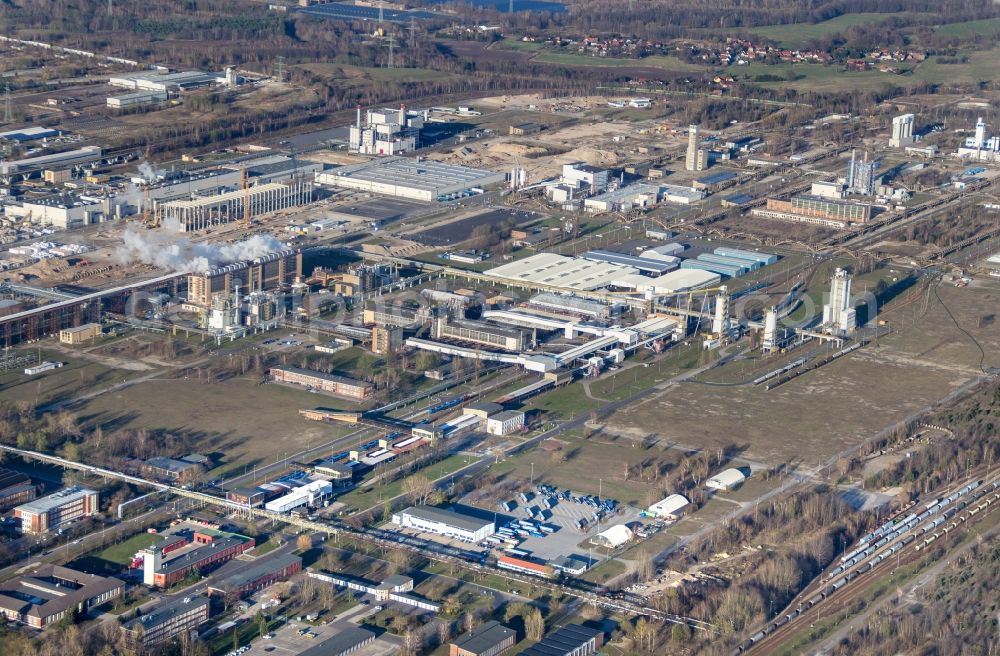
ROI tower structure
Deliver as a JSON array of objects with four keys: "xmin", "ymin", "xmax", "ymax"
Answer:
[
  {"xmin": 889, "ymin": 113, "xmax": 914, "ymax": 148},
  {"xmin": 685, "ymin": 124, "xmax": 700, "ymax": 172},
  {"xmin": 711, "ymin": 286, "xmax": 730, "ymax": 336},
  {"xmin": 762, "ymin": 307, "xmax": 778, "ymax": 353},
  {"xmin": 822, "ymin": 268, "xmax": 855, "ymax": 335}
]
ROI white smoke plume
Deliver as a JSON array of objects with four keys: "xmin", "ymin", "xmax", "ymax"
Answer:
[
  {"xmin": 137, "ymin": 161, "xmax": 161, "ymax": 183},
  {"xmin": 118, "ymin": 218, "xmax": 285, "ymax": 274}
]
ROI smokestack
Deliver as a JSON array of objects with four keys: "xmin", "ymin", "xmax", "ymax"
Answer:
[
  {"xmin": 399, "ymin": 103, "xmax": 405, "ymax": 126},
  {"xmin": 356, "ymin": 105, "xmax": 362, "ymax": 129}
]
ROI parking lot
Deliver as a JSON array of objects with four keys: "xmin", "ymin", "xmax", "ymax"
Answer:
[
  {"xmin": 491, "ymin": 487, "xmax": 644, "ymax": 563},
  {"xmin": 253, "ymin": 607, "xmax": 399, "ymax": 656}
]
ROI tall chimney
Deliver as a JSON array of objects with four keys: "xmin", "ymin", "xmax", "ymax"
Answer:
[
  {"xmin": 356, "ymin": 105, "xmax": 362, "ymax": 129},
  {"xmin": 399, "ymin": 103, "xmax": 405, "ymax": 126}
]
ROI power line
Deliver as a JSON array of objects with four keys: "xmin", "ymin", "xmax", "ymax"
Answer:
[{"xmin": 387, "ymin": 34, "xmax": 394, "ymax": 69}]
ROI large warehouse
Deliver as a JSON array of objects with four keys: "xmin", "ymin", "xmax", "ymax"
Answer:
[
  {"xmin": 392, "ymin": 505, "xmax": 495, "ymax": 542},
  {"xmin": 484, "ymin": 253, "xmax": 639, "ymax": 292},
  {"xmin": 315, "ymin": 157, "xmax": 505, "ymax": 201}
]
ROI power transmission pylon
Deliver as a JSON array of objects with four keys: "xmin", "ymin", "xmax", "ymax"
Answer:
[
  {"xmin": 2, "ymin": 87, "xmax": 12, "ymax": 124},
  {"xmin": 387, "ymin": 34, "xmax": 395, "ymax": 69},
  {"xmin": 409, "ymin": 16, "xmax": 417, "ymax": 46},
  {"xmin": 378, "ymin": 0, "xmax": 384, "ymax": 24},
  {"xmin": 275, "ymin": 56, "xmax": 285, "ymax": 82}
]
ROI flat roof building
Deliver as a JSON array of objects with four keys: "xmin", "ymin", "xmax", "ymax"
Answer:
[
  {"xmin": 142, "ymin": 532, "xmax": 254, "ymax": 588},
  {"xmin": 0, "ymin": 565, "xmax": 123, "ymax": 628},
  {"xmin": 122, "ymin": 594, "xmax": 210, "ymax": 648},
  {"xmin": 582, "ymin": 249, "xmax": 677, "ymax": 275},
  {"xmin": 316, "ymin": 157, "xmax": 505, "ymax": 202},
  {"xmin": 297, "ymin": 626, "xmax": 377, "ymax": 656},
  {"xmin": 485, "ymin": 253, "xmax": 638, "ymax": 292},
  {"xmin": 268, "ymin": 366, "xmax": 373, "ymax": 400},
  {"xmin": 517, "ymin": 624, "xmax": 603, "ymax": 656},
  {"xmin": 161, "ymin": 180, "xmax": 313, "ymax": 232},
  {"xmin": 752, "ymin": 195, "xmax": 872, "ymax": 227},
  {"xmin": 0, "ymin": 468, "xmax": 35, "ymax": 512},
  {"xmin": 14, "ymin": 486, "xmax": 98, "ymax": 534},
  {"xmin": 207, "ymin": 553, "xmax": 302, "ymax": 599},
  {"xmin": 435, "ymin": 317, "xmax": 526, "ymax": 352},
  {"xmin": 451, "ymin": 620, "xmax": 517, "ymax": 656},
  {"xmin": 392, "ymin": 505, "xmax": 495, "ymax": 543},
  {"xmin": 59, "ymin": 323, "xmax": 102, "ymax": 344},
  {"xmin": 486, "ymin": 410, "xmax": 525, "ymax": 436},
  {"xmin": 497, "ymin": 555, "xmax": 554, "ymax": 578}
]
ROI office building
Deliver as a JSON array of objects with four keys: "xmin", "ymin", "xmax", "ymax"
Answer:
[
  {"xmin": 451, "ymin": 620, "xmax": 517, "ymax": 656},
  {"xmin": 14, "ymin": 486, "xmax": 99, "ymax": 534},
  {"xmin": 518, "ymin": 624, "xmax": 604, "ymax": 656},
  {"xmin": 0, "ymin": 468, "xmax": 34, "ymax": 512},
  {"xmin": 207, "ymin": 553, "xmax": 302, "ymax": 599},
  {"xmin": 371, "ymin": 325, "xmax": 403, "ymax": 354},
  {"xmin": 263, "ymin": 479, "xmax": 333, "ymax": 513},
  {"xmin": 269, "ymin": 366, "xmax": 373, "ymax": 400},
  {"xmin": 141, "ymin": 532, "xmax": 254, "ymax": 588},
  {"xmin": 889, "ymin": 113, "xmax": 915, "ymax": 148},
  {"xmin": 0, "ymin": 565, "xmax": 123, "ymax": 628},
  {"xmin": 685, "ymin": 124, "xmax": 700, "ymax": 171},
  {"xmin": 392, "ymin": 505, "xmax": 495, "ymax": 542},
  {"xmin": 497, "ymin": 555, "xmax": 554, "ymax": 578},
  {"xmin": 486, "ymin": 410, "xmax": 526, "ymax": 436},
  {"xmin": 822, "ymin": 267, "xmax": 855, "ymax": 335},
  {"xmin": 123, "ymin": 595, "xmax": 210, "ymax": 648}
]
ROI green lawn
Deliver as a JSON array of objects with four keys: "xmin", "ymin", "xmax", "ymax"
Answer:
[
  {"xmin": 729, "ymin": 61, "xmax": 917, "ymax": 92},
  {"xmin": 533, "ymin": 51, "xmax": 707, "ymax": 72},
  {"xmin": 930, "ymin": 17, "xmax": 1000, "ymax": 38},
  {"xmin": 337, "ymin": 453, "xmax": 479, "ymax": 512},
  {"xmin": 909, "ymin": 48, "xmax": 1000, "ymax": 86},
  {"xmin": 748, "ymin": 13, "xmax": 919, "ymax": 48}
]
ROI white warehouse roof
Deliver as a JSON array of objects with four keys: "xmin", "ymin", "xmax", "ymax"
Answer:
[
  {"xmin": 647, "ymin": 269, "xmax": 721, "ymax": 294},
  {"xmin": 315, "ymin": 157, "xmax": 505, "ymax": 201},
  {"xmin": 706, "ymin": 468, "xmax": 747, "ymax": 490},
  {"xmin": 485, "ymin": 253, "xmax": 638, "ymax": 291},
  {"xmin": 592, "ymin": 524, "xmax": 633, "ymax": 548},
  {"xmin": 648, "ymin": 494, "xmax": 689, "ymax": 518}
]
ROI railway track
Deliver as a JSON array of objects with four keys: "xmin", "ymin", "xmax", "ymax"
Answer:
[{"xmin": 736, "ymin": 474, "xmax": 1000, "ymax": 654}]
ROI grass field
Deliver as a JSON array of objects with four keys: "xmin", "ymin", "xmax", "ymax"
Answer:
[
  {"xmin": 730, "ymin": 61, "xmax": 917, "ymax": 92},
  {"xmin": 293, "ymin": 62, "xmax": 457, "ymax": 87},
  {"xmin": 601, "ymin": 280, "xmax": 998, "ymax": 467},
  {"xmin": 73, "ymin": 375, "xmax": 359, "ymax": 478},
  {"xmin": 907, "ymin": 48, "xmax": 1000, "ymax": 86},
  {"xmin": 0, "ymin": 352, "xmax": 147, "ymax": 408},
  {"xmin": 930, "ymin": 17, "xmax": 1000, "ymax": 38},
  {"xmin": 336, "ymin": 453, "xmax": 478, "ymax": 511},
  {"xmin": 532, "ymin": 51, "xmax": 706, "ymax": 72},
  {"xmin": 748, "ymin": 13, "xmax": 918, "ymax": 49}
]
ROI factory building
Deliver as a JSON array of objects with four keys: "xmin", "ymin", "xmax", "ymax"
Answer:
[
  {"xmin": 752, "ymin": 195, "xmax": 872, "ymax": 227},
  {"xmin": 160, "ymin": 180, "xmax": 312, "ymax": 232},
  {"xmin": 108, "ymin": 70, "xmax": 226, "ymax": 92},
  {"xmin": 450, "ymin": 620, "xmax": 517, "ymax": 656},
  {"xmin": 297, "ymin": 627, "xmax": 378, "ymax": 656},
  {"xmin": 955, "ymin": 116, "xmax": 1000, "ymax": 161},
  {"xmin": 0, "ymin": 566, "xmax": 123, "ymax": 628},
  {"xmin": 846, "ymin": 150, "xmax": 878, "ymax": 196},
  {"xmin": 123, "ymin": 595, "xmax": 211, "ymax": 649},
  {"xmin": 0, "ymin": 145, "xmax": 103, "ymax": 178},
  {"xmin": 582, "ymin": 250, "xmax": 677, "ymax": 275},
  {"xmin": 679, "ymin": 258, "xmax": 744, "ymax": 279},
  {"xmin": 583, "ymin": 184, "xmax": 660, "ymax": 213},
  {"xmin": 528, "ymin": 293, "xmax": 612, "ymax": 321},
  {"xmin": 186, "ymin": 249, "xmax": 301, "ymax": 306},
  {"xmin": 107, "ymin": 90, "xmax": 169, "ymax": 109},
  {"xmin": 0, "ymin": 468, "xmax": 35, "ymax": 512},
  {"xmin": 810, "ymin": 181, "xmax": 844, "ymax": 199},
  {"xmin": 362, "ymin": 300, "xmax": 420, "ymax": 327},
  {"xmin": 14, "ymin": 486, "xmax": 99, "ymax": 534},
  {"xmin": 264, "ymin": 479, "xmax": 333, "ymax": 513},
  {"xmin": 822, "ymin": 267, "xmax": 855, "ymax": 335},
  {"xmin": 268, "ymin": 367, "xmax": 373, "ymax": 400},
  {"xmin": 392, "ymin": 505, "xmax": 495, "ymax": 543},
  {"xmin": 316, "ymin": 157, "xmax": 505, "ymax": 202},
  {"xmin": 520, "ymin": 624, "xmax": 604, "ymax": 656},
  {"xmin": 560, "ymin": 163, "xmax": 610, "ymax": 195},
  {"xmin": 349, "ymin": 105, "xmax": 424, "ymax": 155},
  {"xmin": 692, "ymin": 170, "xmax": 738, "ymax": 192},
  {"xmin": 207, "ymin": 553, "xmax": 302, "ymax": 599},
  {"xmin": 890, "ymin": 114, "xmax": 915, "ymax": 148},
  {"xmin": 5, "ymin": 195, "xmax": 106, "ymax": 229},
  {"xmin": 711, "ymin": 247, "xmax": 777, "ymax": 267},
  {"xmin": 434, "ymin": 317, "xmax": 526, "ymax": 351}
]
